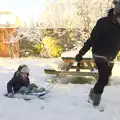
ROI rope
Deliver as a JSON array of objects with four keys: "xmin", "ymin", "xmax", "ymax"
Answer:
[{"xmin": 45, "ymin": 62, "xmax": 73, "ymax": 91}]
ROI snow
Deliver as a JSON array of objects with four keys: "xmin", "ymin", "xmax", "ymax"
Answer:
[
  {"xmin": 61, "ymin": 50, "xmax": 93, "ymax": 58},
  {"xmin": 0, "ymin": 57, "xmax": 120, "ymax": 120}
]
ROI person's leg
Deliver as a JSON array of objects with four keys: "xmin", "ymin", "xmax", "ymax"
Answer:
[
  {"xmin": 28, "ymin": 83, "xmax": 46, "ymax": 93},
  {"xmin": 89, "ymin": 59, "xmax": 109, "ymax": 106},
  {"xmin": 28, "ymin": 84, "xmax": 39, "ymax": 93},
  {"xmin": 108, "ymin": 62, "xmax": 114, "ymax": 77},
  {"xmin": 18, "ymin": 86, "xmax": 29, "ymax": 94},
  {"xmin": 28, "ymin": 84, "xmax": 38, "ymax": 89},
  {"xmin": 93, "ymin": 61, "xmax": 109, "ymax": 93}
]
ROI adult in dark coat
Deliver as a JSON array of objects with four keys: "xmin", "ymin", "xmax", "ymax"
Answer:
[{"xmin": 75, "ymin": 1, "xmax": 120, "ymax": 106}]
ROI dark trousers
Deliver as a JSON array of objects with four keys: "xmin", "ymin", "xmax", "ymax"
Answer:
[{"xmin": 93, "ymin": 57, "xmax": 114, "ymax": 94}]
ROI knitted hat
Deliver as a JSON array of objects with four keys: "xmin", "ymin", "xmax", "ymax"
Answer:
[
  {"xmin": 20, "ymin": 66, "xmax": 29, "ymax": 73},
  {"xmin": 17, "ymin": 64, "xmax": 29, "ymax": 73}
]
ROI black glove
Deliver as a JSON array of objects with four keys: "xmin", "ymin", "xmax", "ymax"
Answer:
[{"xmin": 75, "ymin": 54, "xmax": 83, "ymax": 62}]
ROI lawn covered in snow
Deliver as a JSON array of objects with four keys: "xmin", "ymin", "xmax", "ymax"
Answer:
[{"xmin": 0, "ymin": 58, "xmax": 120, "ymax": 120}]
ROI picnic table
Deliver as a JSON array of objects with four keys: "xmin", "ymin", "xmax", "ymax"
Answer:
[{"xmin": 44, "ymin": 50, "xmax": 98, "ymax": 78}]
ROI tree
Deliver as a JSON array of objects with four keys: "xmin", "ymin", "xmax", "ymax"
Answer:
[
  {"xmin": 41, "ymin": 0, "xmax": 78, "ymax": 28},
  {"xmin": 41, "ymin": 0, "xmax": 113, "ymax": 50},
  {"xmin": 8, "ymin": 21, "xmax": 53, "ymax": 58},
  {"xmin": 74, "ymin": 0, "xmax": 113, "ymax": 47}
]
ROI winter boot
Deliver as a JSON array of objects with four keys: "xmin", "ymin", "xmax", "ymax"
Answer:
[
  {"xmin": 89, "ymin": 88, "xmax": 94, "ymax": 100},
  {"xmin": 92, "ymin": 93, "xmax": 101, "ymax": 106},
  {"xmin": 88, "ymin": 88, "xmax": 101, "ymax": 106}
]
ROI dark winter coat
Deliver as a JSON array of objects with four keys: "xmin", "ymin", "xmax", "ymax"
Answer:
[
  {"xmin": 79, "ymin": 8, "xmax": 120, "ymax": 60},
  {"xmin": 7, "ymin": 71, "xmax": 30, "ymax": 93}
]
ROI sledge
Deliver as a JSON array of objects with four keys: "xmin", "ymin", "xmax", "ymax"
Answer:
[
  {"xmin": 44, "ymin": 50, "xmax": 98, "ymax": 78},
  {"xmin": 4, "ymin": 91, "xmax": 49, "ymax": 100}
]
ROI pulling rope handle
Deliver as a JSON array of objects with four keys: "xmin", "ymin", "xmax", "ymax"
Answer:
[{"xmin": 45, "ymin": 62, "xmax": 74, "ymax": 91}]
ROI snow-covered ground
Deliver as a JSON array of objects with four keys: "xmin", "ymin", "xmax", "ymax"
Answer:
[{"xmin": 0, "ymin": 57, "xmax": 120, "ymax": 120}]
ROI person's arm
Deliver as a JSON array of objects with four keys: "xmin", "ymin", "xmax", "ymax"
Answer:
[
  {"xmin": 7, "ymin": 78, "xmax": 15, "ymax": 93},
  {"xmin": 79, "ymin": 18, "xmax": 103, "ymax": 56}
]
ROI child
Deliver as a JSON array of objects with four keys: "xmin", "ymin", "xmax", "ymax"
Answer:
[
  {"xmin": 7, "ymin": 64, "xmax": 30, "ymax": 97},
  {"xmin": 6, "ymin": 64, "xmax": 45, "ymax": 98}
]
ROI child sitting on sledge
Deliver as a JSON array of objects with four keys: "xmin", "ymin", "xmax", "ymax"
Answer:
[{"xmin": 6, "ymin": 64, "xmax": 45, "ymax": 98}]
